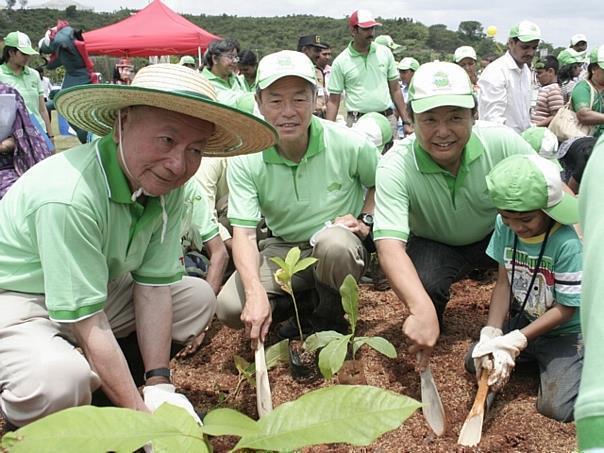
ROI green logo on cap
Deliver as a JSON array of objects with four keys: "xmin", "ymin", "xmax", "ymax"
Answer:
[
  {"xmin": 277, "ymin": 56, "xmax": 293, "ymax": 67},
  {"xmin": 433, "ymin": 71, "xmax": 450, "ymax": 88}
]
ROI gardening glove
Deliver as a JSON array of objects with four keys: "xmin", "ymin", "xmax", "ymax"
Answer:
[
  {"xmin": 143, "ymin": 383, "xmax": 202, "ymax": 425},
  {"xmin": 472, "ymin": 329, "xmax": 527, "ymax": 391},
  {"xmin": 472, "ymin": 326, "xmax": 503, "ymax": 380}
]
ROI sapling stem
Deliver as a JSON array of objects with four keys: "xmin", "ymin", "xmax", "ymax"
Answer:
[{"xmin": 290, "ymin": 291, "xmax": 304, "ymax": 343}]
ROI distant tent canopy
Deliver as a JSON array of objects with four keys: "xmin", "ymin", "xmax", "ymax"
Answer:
[{"xmin": 83, "ymin": 0, "xmax": 220, "ymax": 57}]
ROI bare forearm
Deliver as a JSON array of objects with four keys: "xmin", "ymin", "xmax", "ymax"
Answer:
[
  {"xmin": 389, "ymin": 81, "xmax": 410, "ymax": 123},
  {"xmin": 326, "ymin": 94, "xmax": 341, "ymax": 122},
  {"xmin": 361, "ymin": 188, "xmax": 375, "ymax": 214},
  {"xmin": 521, "ymin": 304, "xmax": 575, "ymax": 341},
  {"xmin": 577, "ymin": 108, "xmax": 604, "ymax": 126},
  {"xmin": 232, "ymin": 228, "xmax": 263, "ymax": 296},
  {"xmin": 39, "ymin": 96, "xmax": 52, "ymax": 136},
  {"xmin": 71, "ymin": 312, "xmax": 146, "ymax": 411},
  {"xmin": 133, "ymin": 284, "xmax": 172, "ymax": 373},
  {"xmin": 205, "ymin": 236, "xmax": 228, "ymax": 295},
  {"xmin": 486, "ymin": 266, "xmax": 512, "ymax": 328}
]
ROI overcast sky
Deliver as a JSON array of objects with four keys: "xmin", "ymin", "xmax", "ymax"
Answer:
[{"xmin": 57, "ymin": 0, "xmax": 604, "ymax": 49}]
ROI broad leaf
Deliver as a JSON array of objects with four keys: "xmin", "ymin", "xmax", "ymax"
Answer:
[
  {"xmin": 269, "ymin": 256, "xmax": 288, "ymax": 271},
  {"xmin": 152, "ymin": 404, "xmax": 209, "ymax": 452},
  {"xmin": 0, "ymin": 406, "xmax": 207, "ymax": 453},
  {"xmin": 292, "ymin": 256, "xmax": 318, "ymax": 275},
  {"xmin": 318, "ymin": 334, "xmax": 352, "ymax": 379},
  {"xmin": 234, "ymin": 354, "xmax": 252, "ymax": 376},
  {"xmin": 272, "ymin": 268, "xmax": 292, "ymax": 295},
  {"xmin": 202, "ymin": 408, "xmax": 259, "ymax": 438},
  {"xmin": 339, "ymin": 275, "xmax": 359, "ymax": 334},
  {"xmin": 353, "ymin": 336, "xmax": 397, "ymax": 359},
  {"xmin": 234, "ymin": 385, "xmax": 421, "ymax": 451},
  {"xmin": 303, "ymin": 330, "xmax": 345, "ymax": 353},
  {"xmin": 284, "ymin": 246, "xmax": 301, "ymax": 272},
  {"xmin": 264, "ymin": 339, "xmax": 289, "ymax": 370}
]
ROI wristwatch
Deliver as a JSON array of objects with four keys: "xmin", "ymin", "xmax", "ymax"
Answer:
[
  {"xmin": 144, "ymin": 367, "xmax": 172, "ymax": 382},
  {"xmin": 357, "ymin": 213, "xmax": 374, "ymax": 229}
]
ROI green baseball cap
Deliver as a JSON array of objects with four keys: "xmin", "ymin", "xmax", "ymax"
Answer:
[
  {"xmin": 408, "ymin": 61, "xmax": 475, "ymax": 113},
  {"xmin": 557, "ymin": 48, "xmax": 586, "ymax": 66},
  {"xmin": 521, "ymin": 127, "xmax": 558, "ymax": 160},
  {"xmin": 256, "ymin": 50, "xmax": 316, "ymax": 90},
  {"xmin": 509, "ymin": 21, "xmax": 541, "ymax": 42},
  {"xmin": 398, "ymin": 57, "xmax": 420, "ymax": 71},
  {"xmin": 179, "ymin": 55, "xmax": 195, "ymax": 66},
  {"xmin": 589, "ymin": 45, "xmax": 604, "ymax": 69},
  {"xmin": 352, "ymin": 112, "xmax": 393, "ymax": 152},
  {"xmin": 3, "ymin": 31, "xmax": 38, "ymax": 55},
  {"xmin": 486, "ymin": 154, "xmax": 578, "ymax": 225},
  {"xmin": 375, "ymin": 35, "xmax": 402, "ymax": 51}
]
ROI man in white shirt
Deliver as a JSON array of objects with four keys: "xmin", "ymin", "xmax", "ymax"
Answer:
[{"xmin": 478, "ymin": 21, "xmax": 541, "ymax": 133}]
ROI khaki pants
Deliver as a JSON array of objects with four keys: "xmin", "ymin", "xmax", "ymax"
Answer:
[
  {"xmin": 216, "ymin": 227, "xmax": 368, "ymax": 328},
  {"xmin": 0, "ymin": 274, "xmax": 216, "ymax": 427}
]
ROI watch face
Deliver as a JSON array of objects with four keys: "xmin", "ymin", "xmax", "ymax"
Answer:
[{"xmin": 362, "ymin": 214, "xmax": 374, "ymax": 225}]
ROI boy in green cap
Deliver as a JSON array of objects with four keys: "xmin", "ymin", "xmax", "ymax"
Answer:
[{"xmin": 467, "ymin": 153, "xmax": 583, "ymax": 422}]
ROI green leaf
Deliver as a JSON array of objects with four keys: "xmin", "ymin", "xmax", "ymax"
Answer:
[
  {"xmin": 264, "ymin": 339, "xmax": 289, "ymax": 370},
  {"xmin": 284, "ymin": 246, "xmax": 301, "ymax": 272},
  {"xmin": 353, "ymin": 336, "xmax": 398, "ymax": 359},
  {"xmin": 234, "ymin": 385, "xmax": 421, "ymax": 451},
  {"xmin": 339, "ymin": 275, "xmax": 359, "ymax": 333},
  {"xmin": 234, "ymin": 354, "xmax": 252, "ymax": 376},
  {"xmin": 201, "ymin": 408, "xmax": 259, "ymax": 438},
  {"xmin": 152, "ymin": 404, "xmax": 209, "ymax": 452},
  {"xmin": 0, "ymin": 406, "xmax": 207, "ymax": 453},
  {"xmin": 269, "ymin": 256, "xmax": 288, "ymax": 271},
  {"xmin": 291, "ymin": 256, "xmax": 318, "ymax": 275},
  {"xmin": 303, "ymin": 330, "xmax": 345, "ymax": 353},
  {"xmin": 318, "ymin": 334, "xmax": 352, "ymax": 379}
]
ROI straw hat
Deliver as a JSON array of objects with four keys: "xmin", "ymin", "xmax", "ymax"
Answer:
[{"xmin": 55, "ymin": 64, "xmax": 277, "ymax": 156}]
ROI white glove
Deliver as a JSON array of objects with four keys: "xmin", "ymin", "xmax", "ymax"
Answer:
[
  {"xmin": 472, "ymin": 329, "xmax": 527, "ymax": 391},
  {"xmin": 142, "ymin": 383, "xmax": 202, "ymax": 425},
  {"xmin": 472, "ymin": 326, "xmax": 503, "ymax": 380}
]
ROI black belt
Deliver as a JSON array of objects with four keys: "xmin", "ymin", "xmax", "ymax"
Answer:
[{"xmin": 348, "ymin": 108, "xmax": 394, "ymax": 119}]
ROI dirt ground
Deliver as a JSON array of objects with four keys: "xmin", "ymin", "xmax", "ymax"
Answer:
[{"xmin": 0, "ymin": 278, "xmax": 576, "ymax": 452}]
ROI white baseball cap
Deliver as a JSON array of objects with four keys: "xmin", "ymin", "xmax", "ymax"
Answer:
[
  {"xmin": 407, "ymin": 62, "xmax": 475, "ymax": 113},
  {"xmin": 454, "ymin": 46, "xmax": 477, "ymax": 63},
  {"xmin": 570, "ymin": 34, "xmax": 587, "ymax": 46},
  {"xmin": 509, "ymin": 21, "xmax": 541, "ymax": 42},
  {"xmin": 256, "ymin": 50, "xmax": 317, "ymax": 90}
]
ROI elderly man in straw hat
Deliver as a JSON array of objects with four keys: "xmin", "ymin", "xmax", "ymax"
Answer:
[
  {"xmin": 373, "ymin": 62, "xmax": 536, "ymax": 369},
  {"xmin": 0, "ymin": 63, "xmax": 276, "ymax": 428},
  {"xmin": 217, "ymin": 50, "xmax": 380, "ymax": 346}
]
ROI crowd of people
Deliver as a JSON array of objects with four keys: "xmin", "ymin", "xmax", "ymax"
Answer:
[{"xmin": 0, "ymin": 9, "xmax": 602, "ymax": 450}]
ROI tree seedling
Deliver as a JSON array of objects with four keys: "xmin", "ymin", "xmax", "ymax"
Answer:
[{"xmin": 304, "ymin": 274, "xmax": 397, "ymax": 380}]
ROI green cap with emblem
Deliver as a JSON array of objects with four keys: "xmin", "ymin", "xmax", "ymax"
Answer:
[
  {"xmin": 352, "ymin": 112, "xmax": 393, "ymax": 152},
  {"xmin": 3, "ymin": 31, "xmax": 38, "ymax": 55},
  {"xmin": 375, "ymin": 35, "xmax": 402, "ymax": 51},
  {"xmin": 398, "ymin": 57, "xmax": 420, "ymax": 71},
  {"xmin": 486, "ymin": 154, "xmax": 578, "ymax": 225},
  {"xmin": 509, "ymin": 20, "xmax": 541, "ymax": 42},
  {"xmin": 256, "ymin": 50, "xmax": 317, "ymax": 90},
  {"xmin": 407, "ymin": 61, "xmax": 475, "ymax": 113},
  {"xmin": 589, "ymin": 45, "xmax": 604, "ymax": 69}
]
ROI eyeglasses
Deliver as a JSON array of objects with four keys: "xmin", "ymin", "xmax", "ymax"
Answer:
[{"xmin": 221, "ymin": 53, "xmax": 240, "ymax": 63}]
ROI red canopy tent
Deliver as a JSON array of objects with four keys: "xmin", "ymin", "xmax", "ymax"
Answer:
[{"xmin": 83, "ymin": 0, "xmax": 220, "ymax": 57}]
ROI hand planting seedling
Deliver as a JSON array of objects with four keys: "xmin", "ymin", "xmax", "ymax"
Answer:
[{"xmin": 304, "ymin": 274, "xmax": 397, "ymax": 381}]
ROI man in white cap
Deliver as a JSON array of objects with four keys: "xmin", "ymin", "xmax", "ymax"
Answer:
[
  {"xmin": 373, "ymin": 62, "xmax": 536, "ymax": 367},
  {"xmin": 454, "ymin": 46, "xmax": 479, "ymax": 93},
  {"xmin": 326, "ymin": 9, "xmax": 411, "ymax": 136},
  {"xmin": 570, "ymin": 34, "xmax": 588, "ymax": 53},
  {"xmin": 478, "ymin": 20, "xmax": 541, "ymax": 133},
  {"xmin": 217, "ymin": 50, "xmax": 380, "ymax": 346},
  {"xmin": 0, "ymin": 64, "xmax": 276, "ymax": 429},
  {"xmin": 178, "ymin": 55, "xmax": 196, "ymax": 70}
]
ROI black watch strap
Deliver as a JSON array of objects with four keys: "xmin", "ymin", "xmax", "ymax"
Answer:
[{"xmin": 144, "ymin": 367, "xmax": 172, "ymax": 382}]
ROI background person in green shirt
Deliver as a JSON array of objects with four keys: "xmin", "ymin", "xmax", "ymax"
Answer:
[
  {"xmin": 0, "ymin": 63, "xmax": 276, "ymax": 429},
  {"xmin": 217, "ymin": 50, "xmax": 379, "ymax": 347},
  {"xmin": 0, "ymin": 31, "xmax": 52, "ymax": 141},
  {"xmin": 201, "ymin": 38, "xmax": 245, "ymax": 106},
  {"xmin": 373, "ymin": 62, "xmax": 535, "ymax": 368},
  {"xmin": 571, "ymin": 45, "xmax": 604, "ymax": 140}
]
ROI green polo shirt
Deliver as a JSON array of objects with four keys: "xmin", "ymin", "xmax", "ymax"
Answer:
[
  {"xmin": 0, "ymin": 136, "xmax": 185, "ymax": 322},
  {"xmin": 327, "ymin": 42, "xmax": 398, "ymax": 113},
  {"xmin": 201, "ymin": 67, "xmax": 245, "ymax": 107},
  {"xmin": 0, "ymin": 63, "xmax": 45, "ymax": 131},
  {"xmin": 181, "ymin": 179, "xmax": 220, "ymax": 251},
  {"xmin": 374, "ymin": 125, "xmax": 535, "ymax": 246},
  {"xmin": 227, "ymin": 116, "xmax": 380, "ymax": 243},
  {"xmin": 238, "ymin": 74, "xmax": 256, "ymax": 93}
]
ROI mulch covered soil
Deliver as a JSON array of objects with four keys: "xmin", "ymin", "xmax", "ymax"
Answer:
[{"xmin": 0, "ymin": 279, "xmax": 576, "ymax": 452}]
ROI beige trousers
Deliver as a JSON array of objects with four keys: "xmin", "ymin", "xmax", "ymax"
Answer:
[
  {"xmin": 216, "ymin": 226, "xmax": 368, "ymax": 328},
  {"xmin": 0, "ymin": 274, "xmax": 216, "ymax": 427}
]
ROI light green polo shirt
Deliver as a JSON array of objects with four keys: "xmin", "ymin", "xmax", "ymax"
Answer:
[
  {"xmin": 181, "ymin": 179, "xmax": 220, "ymax": 251},
  {"xmin": 201, "ymin": 67, "xmax": 245, "ymax": 107},
  {"xmin": 0, "ymin": 135, "xmax": 185, "ymax": 322},
  {"xmin": 238, "ymin": 74, "xmax": 256, "ymax": 93},
  {"xmin": 327, "ymin": 42, "xmax": 398, "ymax": 113},
  {"xmin": 227, "ymin": 116, "xmax": 380, "ymax": 243},
  {"xmin": 374, "ymin": 125, "xmax": 535, "ymax": 246},
  {"xmin": 0, "ymin": 63, "xmax": 45, "ymax": 131}
]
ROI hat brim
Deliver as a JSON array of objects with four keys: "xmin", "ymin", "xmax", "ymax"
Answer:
[
  {"xmin": 543, "ymin": 192, "xmax": 579, "ymax": 225},
  {"xmin": 55, "ymin": 85, "xmax": 278, "ymax": 157},
  {"xmin": 257, "ymin": 73, "xmax": 317, "ymax": 90},
  {"xmin": 18, "ymin": 47, "xmax": 38, "ymax": 56},
  {"xmin": 357, "ymin": 21, "xmax": 382, "ymax": 28},
  {"xmin": 516, "ymin": 35, "xmax": 541, "ymax": 42},
  {"xmin": 411, "ymin": 94, "xmax": 475, "ymax": 113}
]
